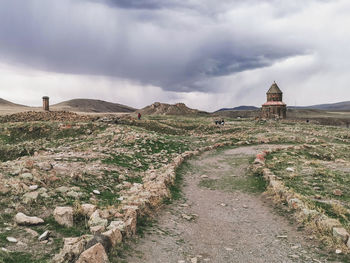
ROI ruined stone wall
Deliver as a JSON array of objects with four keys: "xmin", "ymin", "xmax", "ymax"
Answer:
[{"xmin": 261, "ymin": 105, "xmax": 286, "ymax": 119}]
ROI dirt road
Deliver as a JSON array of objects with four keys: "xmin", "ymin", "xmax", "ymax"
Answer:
[{"xmin": 117, "ymin": 146, "xmax": 336, "ymax": 263}]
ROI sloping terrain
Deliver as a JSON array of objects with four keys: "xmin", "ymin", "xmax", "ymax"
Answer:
[
  {"xmin": 52, "ymin": 99, "xmax": 136, "ymax": 113},
  {"xmin": 215, "ymin": 105, "xmax": 259, "ymax": 112},
  {"xmin": 291, "ymin": 101, "xmax": 350, "ymax": 111},
  {"xmin": 0, "ymin": 98, "xmax": 30, "ymax": 115},
  {"xmin": 139, "ymin": 102, "xmax": 208, "ymax": 116},
  {"xmin": 0, "ymin": 98, "xmax": 27, "ymax": 108}
]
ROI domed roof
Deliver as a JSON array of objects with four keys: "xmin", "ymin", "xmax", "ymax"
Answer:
[{"xmin": 267, "ymin": 82, "xmax": 282, "ymax": 94}]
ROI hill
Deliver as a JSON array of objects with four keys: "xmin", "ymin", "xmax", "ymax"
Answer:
[
  {"xmin": 52, "ymin": 99, "xmax": 136, "ymax": 113},
  {"xmin": 291, "ymin": 101, "xmax": 350, "ymax": 111},
  {"xmin": 139, "ymin": 102, "xmax": 208, "ymax": 116},
  {"xmin": 0, "ymin": 98, "xmax": 27, "ymax": 107},
  {"xmin": 215, "ymin": 106, "xmax": 259, "ymax": 112}
]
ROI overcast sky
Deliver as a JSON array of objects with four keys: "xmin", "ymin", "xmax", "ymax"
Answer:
[{"xmin": 0, "ymin": 0, "xmax": 349, "ymax": 111}]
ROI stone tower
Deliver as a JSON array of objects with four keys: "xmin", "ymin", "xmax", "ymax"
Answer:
[
  {"xmin": 261, "ymin": 82, "xmax": 286, "ymax": 119},
  {"xmin": 42, "ymin": 96, "xmax": 50, "ymax": 111}
]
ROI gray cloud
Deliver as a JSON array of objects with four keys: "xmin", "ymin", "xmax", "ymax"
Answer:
[{"xmin": 0, "ymin": 0, "xmax": 334, "ymax": 95}]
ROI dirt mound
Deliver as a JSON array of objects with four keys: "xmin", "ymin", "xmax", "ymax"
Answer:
[
  {"xmin": 0, "ymin": 98, "xmax": 27, "ymax": 107},
  {"xmin": 140, "ymin": 102, "xmax": 207, "ymax": 116},
  {"xmin": 52, "ymin": 99, "xmax": 136, "ymax": 113},
  {"xmin": 0, "ymin": 111, "xmax": 94, "ymax": 123}
]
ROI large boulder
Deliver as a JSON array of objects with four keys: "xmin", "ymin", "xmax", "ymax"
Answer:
[
  {"xmin": 54, "ymin": 207, "xmax": 74, "ymax": 227},
  {"xmin": 14, "ymin": 213, "xmax": 44, "ymax": 226},
  {"xmin": 76, "ymin": 243, "xmax": 109, "ymax": 263}
]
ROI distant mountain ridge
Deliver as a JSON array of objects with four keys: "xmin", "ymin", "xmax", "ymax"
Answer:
[
  {"xmin": 52, "ymin": 99, "xmax": 136, "ymax": 113},
  {"xmin": 216, "ymin": 101, "xmax": 350, "ymax": 112},
  {"xmin": 290, "ymin": 101, "xmax": 350, "ymax": 111}
]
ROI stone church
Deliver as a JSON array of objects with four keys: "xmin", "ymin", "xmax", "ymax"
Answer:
[{"xmin": 261, "ymin": 82, "xmax": 287, "ymax": 119}]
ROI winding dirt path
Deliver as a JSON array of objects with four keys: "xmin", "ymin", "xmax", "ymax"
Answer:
[{"xmin": 118, "ymin": 146, "xmax": 331, "ymax": 263}]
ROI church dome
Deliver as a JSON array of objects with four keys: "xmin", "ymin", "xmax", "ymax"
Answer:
[{"xmin": 267, "ymin": 82, "xmax": 282, "ymax": 94}]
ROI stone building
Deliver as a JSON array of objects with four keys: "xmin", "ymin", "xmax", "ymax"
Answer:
[{"xmin": 261, "ymin": 82, "xmax": 286, "ymax": 119}]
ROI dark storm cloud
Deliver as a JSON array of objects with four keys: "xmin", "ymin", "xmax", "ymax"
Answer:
[
  {"xmin": 0, "ymin": 0, "xmax": 315, "ymax": 92},
  {"xmin": 90, "ymin": 0, "xmax": 172, "ymax": 9}
]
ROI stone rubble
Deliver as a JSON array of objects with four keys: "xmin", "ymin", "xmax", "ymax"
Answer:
[
  {"xmin": 253, "ymin": 146, "xmax": 350, "ymax": 251},
  {"xmin": 53, "ymin": 207, "xmax": 74, "ymax": 227},
  {"xmin": 14, "ymin": 212, "xmax": 44, "ymax": 226}
]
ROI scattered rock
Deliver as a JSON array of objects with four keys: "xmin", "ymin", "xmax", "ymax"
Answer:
[
  {"xmin": 332, "ymin": 227, "xmax": 349, "ymax": 242},
  {"xmin": 22, "ymin": 191, "xmax": 39, "ymax": 204},
  {"xmin": 333, "ymin": 189, "xmax": 343, "ymax": 196},
  {"xmin": 6, "ymin": 237, "xmax": 18, "ymax": 243},
  {"xmin": 76, "ymin": 243, "xmax": 109, "ymax": 263},
  {"xmin": 93, "ymin": 190, "xmax": 101, "ymax": 195},
  {"xmin": 191, "ymin": 257, "xmax": 198, "ymax": 263},
  {"xmin": 54, "ymin": 207, "xmax": 74, "ymax": 227},
  {"xmin": 15, "ymin": 212, "xmax": 44, "ymax": 226},
  {"xmin": 38, "ymin": 231, "xmax": 50, "ymax": 241},
  {"xmin": 28, "ymin": 185, "xmax": 38, "ymax": 191}
]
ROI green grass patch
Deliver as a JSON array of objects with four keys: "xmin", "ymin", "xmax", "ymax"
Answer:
[
  {"xmin": 0, "ymin": 251, "xmax": 49, "ymax": 263},
  {"xmin": 199, "ymin": 174, "xmax": 267, "ymax": 194}
]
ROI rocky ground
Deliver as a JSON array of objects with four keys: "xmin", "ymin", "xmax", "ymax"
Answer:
[{"xmin": 0, "ymin": 112, "xmax": 349, "ymax": 262}]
